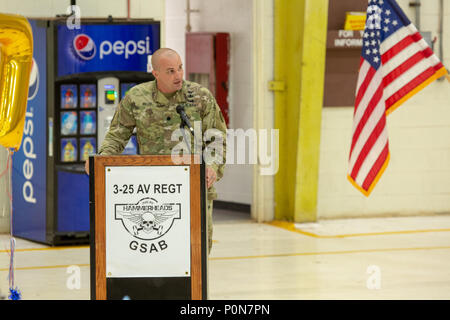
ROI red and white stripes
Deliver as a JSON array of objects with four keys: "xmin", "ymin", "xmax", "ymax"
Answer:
[{"xmin": 348, "ymin": 23, "xmax": 446, "ymax": 196}]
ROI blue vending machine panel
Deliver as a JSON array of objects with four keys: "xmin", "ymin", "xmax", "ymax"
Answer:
[
  {"xmin": 11, "ymin": 20, "xmax": 47, "ymax": 243},
  {"xmin": 57, "ymin": 171, "xmax": 90, "ymax": 232},
  {"xmin": 57, "ymin": 24, "xmax": 160, "ymax": 77}
]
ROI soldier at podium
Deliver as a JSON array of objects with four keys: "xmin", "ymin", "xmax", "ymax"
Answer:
[{"xmin": 85, "ymin": 48, "xmax": 227, "ymax": 254}]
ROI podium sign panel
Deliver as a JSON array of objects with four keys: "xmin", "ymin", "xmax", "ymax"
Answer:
[
  {"xmin": 105, "ymin": 166, "xmax": 191, "ymax": 278},
  {"xmin": 90, "ymin": 155, "xmax": 207, "ymax": 300}
]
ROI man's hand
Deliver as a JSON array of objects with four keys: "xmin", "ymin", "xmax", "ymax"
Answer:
[
  {"xmin": 85, "ymin": 158, "xmax": 89, "ymax": 175},
  {"xmin": 206, "ymin": 167, "xmax": 217, "ymax": 188}
]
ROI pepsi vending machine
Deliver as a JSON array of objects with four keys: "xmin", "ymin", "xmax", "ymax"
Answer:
[{"xmin": 12, "ymin": 18, "xmax": 159, "ymax": 245}]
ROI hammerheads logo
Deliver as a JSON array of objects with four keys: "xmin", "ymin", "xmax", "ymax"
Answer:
[{"xmin": 114, "ymin": 197, "xmax": 181, "ymax": 241}]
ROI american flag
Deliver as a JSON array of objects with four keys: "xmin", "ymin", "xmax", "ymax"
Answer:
[{"xmin": 348, "ymin": 0, "xmax": 447, "ymax": 196}]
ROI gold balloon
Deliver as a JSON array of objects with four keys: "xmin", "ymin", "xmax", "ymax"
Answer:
[{"xmin": 0, "ymin": 13, "xmax": 33, "ymax": 151}]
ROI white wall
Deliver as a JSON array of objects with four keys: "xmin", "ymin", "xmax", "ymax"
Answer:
[
  {"xmin": 0, "ymin": 0, "xmax": 165, "ymax": 44},
  {"xmin": 0, "ymin": 0, "xmax": 164, "ymax": 19},
  {"xmin": 165, "ymin": 0, "xmax": 254, "ymax": 204},
  {"xmin": 317, "ymin": 0, "xmax": 450, "ymax": 219}
]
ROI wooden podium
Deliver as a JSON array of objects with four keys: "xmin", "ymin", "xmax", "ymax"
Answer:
[{"xmin": 89, "ymin": 155, "xmax": 207, "ymax": 300}]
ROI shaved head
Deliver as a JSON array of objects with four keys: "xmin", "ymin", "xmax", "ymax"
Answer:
[
  {"xmin": 151, "ymin": 48, "xmax": 184, "ymax": 93},
  {"xmin": 151, "ymin": 48, "xmax": 179, "ymax": 71}
]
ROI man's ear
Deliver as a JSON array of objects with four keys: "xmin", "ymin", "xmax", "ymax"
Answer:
[{"xmin": 152, "ymin": 69, "xmax": 158, "ymax": 79}]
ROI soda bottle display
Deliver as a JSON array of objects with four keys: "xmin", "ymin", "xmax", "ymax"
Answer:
[
  {"xmin": 80, "ymin": 111, "xmax": 96, "ymax": 135},
  {"xmin": 61, "ymin": 84, "xmax": 78, "ymax": 109},
  {"xmin": 63, "ymin": 140, "xmax": 76, "ymax": 162},
  {"xmin": 64, "ymin": 89, "xmax": 74, "ymax": 108},
  {"xmin": 61, "ymin": 112, "xmax": 77, "ymax": 135},
  {"xmin": 80, "ymin": 84, "xmax": 96, "ymax": 108},
  {"xmin": 81, "ymin": 139, "xmax": 94, "ymax": 161},
  {"xmin": 83, "ymin": 88, "xmax": 92, "ymax": 108}
]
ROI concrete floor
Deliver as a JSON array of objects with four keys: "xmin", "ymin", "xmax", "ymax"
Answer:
[{"xmin": 1, "ymin": 210, "xmax": 450, "ymax": 300}]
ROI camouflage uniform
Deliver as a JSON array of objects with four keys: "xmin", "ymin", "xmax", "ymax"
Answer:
[{"xmin": 98, "ymin": 79, "xmax": 227, "ymax": 253}]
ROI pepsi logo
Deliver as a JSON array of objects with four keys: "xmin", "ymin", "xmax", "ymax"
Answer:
[
  {"xmin": 73, "ymin": 34, "xmax": 96, "ymax": 60},
  {"xmin": 28, "ymin": 58, "xmax": 39, "ymax": 101}
]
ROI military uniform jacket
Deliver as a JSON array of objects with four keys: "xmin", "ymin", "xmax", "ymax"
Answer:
[{"xmin": 98, "ymin": 80, "xmax": 227, "ymax": 200}]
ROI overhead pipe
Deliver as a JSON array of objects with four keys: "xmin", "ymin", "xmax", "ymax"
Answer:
[
  {"xmin": 186, "ymin": 0, "xmax": 192, "ymax": 32},
  {"xmin": 415, "ymin": 0, "xmax": 420, "ymax": 31},
  {"xmin": 185, "ymin": 0, "xmax": 199, "ymax": 33}
]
